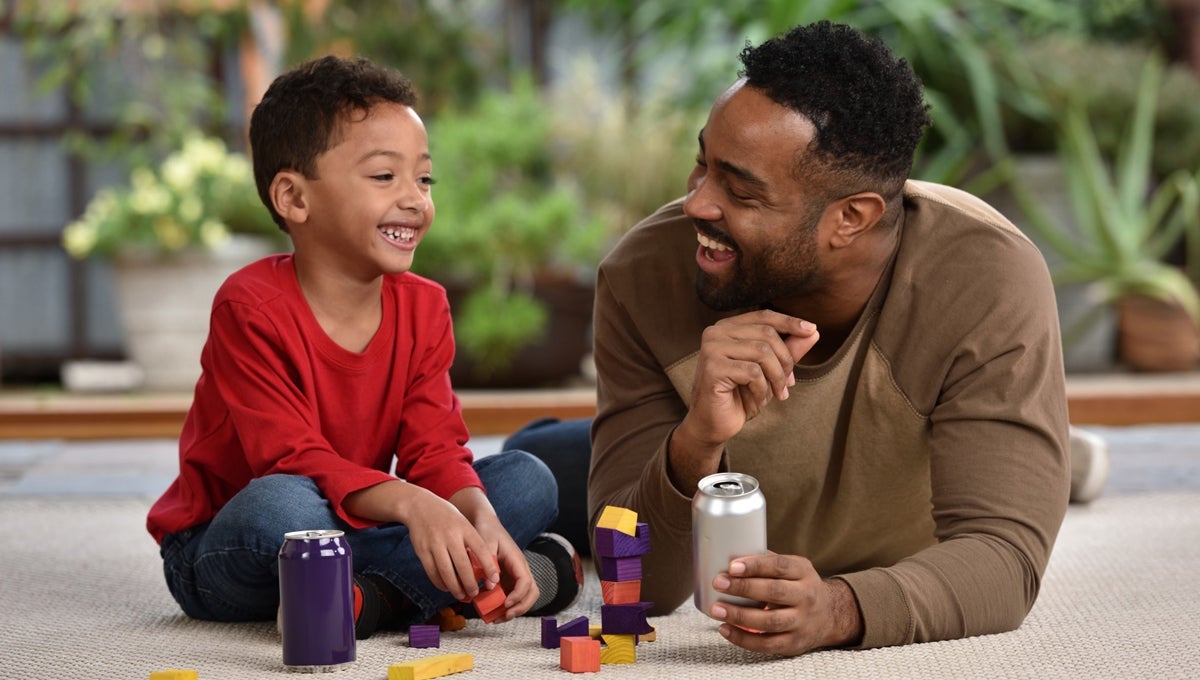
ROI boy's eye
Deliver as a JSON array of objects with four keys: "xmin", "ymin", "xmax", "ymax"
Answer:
[{"xmin": 371, "ymin": 173, "xmax": 394, "ymax": 181}]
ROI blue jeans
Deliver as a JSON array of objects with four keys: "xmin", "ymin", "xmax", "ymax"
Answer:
[
  {"xmin": 159, "ymin": 450, "xmax": 556, "ymax": 625},
  {"xmin": 504, "ymin": 417, "xmax": 593, "ymax": 556}
]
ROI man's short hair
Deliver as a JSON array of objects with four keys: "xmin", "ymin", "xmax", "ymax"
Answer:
[
  {"xmin": 249, "ymin": 55, "xmax": 418, "ymax": 230},
  {"xmin": 739, "ymin": 21, "xmax": 931, "ymax": 202}
]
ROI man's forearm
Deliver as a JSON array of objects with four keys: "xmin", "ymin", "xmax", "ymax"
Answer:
[{"xmin": 821, "ymin": 578, "xmax": 865, "ymax": 649}]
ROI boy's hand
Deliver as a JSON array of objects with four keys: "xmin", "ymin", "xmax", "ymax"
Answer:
[
  {"xmin": 403, "ymin": 489, "xmax": 496, "ymax": 601},
  {"xmin": 473, "ymin": 514, "xmax": 538, "ymax": 618},
  {"xmin": 451, "ymin": 487, "xmax": 539, "ymax": 619}
]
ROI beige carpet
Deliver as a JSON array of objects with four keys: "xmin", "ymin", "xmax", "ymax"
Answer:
[{"xmin": 1, "ymin": 493, "xmax": 1197, "ymax": 679}]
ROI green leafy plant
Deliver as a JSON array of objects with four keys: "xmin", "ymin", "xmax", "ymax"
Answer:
[
  {"xmin": 62, "ymin": 134, "xmax": 282, "ymax": 259},
  {"xmin": 414, "ymin": 75, "xmax": 607, "ymax": 379},
  {"xmin": 1012, "ymin": 52, "xmax": 1200, "ymax": 337}
]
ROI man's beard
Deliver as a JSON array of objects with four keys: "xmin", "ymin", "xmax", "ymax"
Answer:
[{"xmin": 694, "ymin": 216, "xmax": 822, "ymax": 312}]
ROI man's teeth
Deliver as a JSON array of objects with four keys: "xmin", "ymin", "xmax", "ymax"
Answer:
[
  {"xmin": 382, "ymin": 226, "xmax": 415, "ymax": 241},
  {"xmin": 697, "ymin": 233, "xmax": 731, "ymax": 252}
]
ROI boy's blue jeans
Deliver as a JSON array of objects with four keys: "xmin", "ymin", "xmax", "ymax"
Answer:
[{"xmin": 159, "ymin": 450, "xmax": 556, "ymax": 625}]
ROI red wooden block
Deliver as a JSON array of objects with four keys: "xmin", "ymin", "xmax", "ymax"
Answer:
[
  {"xmin": 559, "ymin": 636, "xmax": 600, "ymax": 673},
  {"xmin": 471, "ymin": 585, "xmax": 508, "ymax": 623},
  {"xmin": 601, "ymin": 579, "xmax": 641, "ymax": 605}
]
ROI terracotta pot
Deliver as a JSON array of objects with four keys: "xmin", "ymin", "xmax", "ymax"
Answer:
[{"xmin": 1117, "ymin": 294, "xmax": 1200, "ymax": 372}]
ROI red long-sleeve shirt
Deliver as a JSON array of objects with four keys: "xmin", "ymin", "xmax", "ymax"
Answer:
[{"xmin": 147, "ymin": 255, "xmax": 481, "ymax": 544}]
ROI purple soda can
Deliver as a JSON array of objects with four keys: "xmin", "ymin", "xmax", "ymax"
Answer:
[
  {"xmin": 278, "ymin": 529, "xmax": 356, "ymax": 672},
  {"xmin": 692, "ymin": 472, "xmax": 767, "ymax": 616}
]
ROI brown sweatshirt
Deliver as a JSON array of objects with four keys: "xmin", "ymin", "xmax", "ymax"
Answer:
[{"xmin": 588, "ymin": 180, "xmax": 1070, "ymax": 649}]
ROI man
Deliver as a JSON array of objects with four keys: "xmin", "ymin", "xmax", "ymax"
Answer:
[{"xmin": 587, "ymin": 21, "xmax": 1070, "ymax": 656}]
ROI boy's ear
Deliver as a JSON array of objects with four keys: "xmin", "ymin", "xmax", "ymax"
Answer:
[
  {"xmin": 270, "ymin": 171, "xmax": 309, "ymax": 225},
  {"xmin": 828, "ymin": 192, "xmax": 886, "ymax": 249}
]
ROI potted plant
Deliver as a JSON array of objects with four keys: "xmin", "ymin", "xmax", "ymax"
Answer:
[
  {"xmin": 62, "ymin": 133, "xmax": 286, "ymax": 390},
  {"xmin": 1010, "ymin": 53, "xmax": 1200, "ymax": 372},
  {"xmin": 413, "ymin": 76, "xmax": 608, "ymax": 387}
]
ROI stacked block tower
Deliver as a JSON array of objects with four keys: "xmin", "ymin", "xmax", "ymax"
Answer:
[{"xmin": 549, "ymin": 504, "xmax": 655, "ymax": 673}]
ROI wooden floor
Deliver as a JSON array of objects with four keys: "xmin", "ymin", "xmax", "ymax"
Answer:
[{"xmin": 1, "ymin": 372, "xmax": 1199, "ymax": 440}]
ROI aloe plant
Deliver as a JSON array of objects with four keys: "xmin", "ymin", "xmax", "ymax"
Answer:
[{"xmin": 1011, "ymin": 52, "xmax": 1200, "ymax": 331}]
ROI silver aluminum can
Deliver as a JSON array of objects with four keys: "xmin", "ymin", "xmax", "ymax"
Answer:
[
  {"xmin": 692, "ymin": 472, "xmax": 767, "ymax": 615},
  {"xmin": 278, "ymin": 529, "xmax": 356, "ymax": 672}
]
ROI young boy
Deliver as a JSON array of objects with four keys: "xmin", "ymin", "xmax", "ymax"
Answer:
[{"xmin": 146, "ymin": 56, "xmax": 580, "ymax": 639}]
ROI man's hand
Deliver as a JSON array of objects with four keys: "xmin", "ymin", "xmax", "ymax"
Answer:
[
  {"xmin": 669, "ymin": 311, "xmax": 818, "ymax": 491},
  {"xmin": 708, "ymin": 553, "xmax": 864, "ymax": 656}
]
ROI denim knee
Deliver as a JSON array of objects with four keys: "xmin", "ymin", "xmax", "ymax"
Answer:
[{"xmin": 475, "ymin": 450, "xmax": 558, "ymax": 543}]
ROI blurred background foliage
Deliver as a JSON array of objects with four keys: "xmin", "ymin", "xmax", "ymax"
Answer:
[{"xmin": 10, "ymin": 0, "xmax": 1200, "ymax": 380}]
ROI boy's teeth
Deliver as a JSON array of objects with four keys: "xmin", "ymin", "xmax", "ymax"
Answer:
[
  {"xmin": 383, "ymin": 226, "xmax": 415, "ymax": 241},
  {"xmin": 697, "ymin": 233, "xmax": 730, "ymax": 252}
]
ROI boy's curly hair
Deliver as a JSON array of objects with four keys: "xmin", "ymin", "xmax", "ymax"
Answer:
[
  {"xmin": 249, "ymin": 56, "xmax": 418, "ymax": 230},
  {"xmin": 739, "ymin": 21, "xmax": 931, "ymax": 202}
]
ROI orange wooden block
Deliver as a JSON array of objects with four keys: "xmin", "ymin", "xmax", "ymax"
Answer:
[
  {"xmin": 468, "ymin": 552, "xmax": 499, "ymax": 581},
  {"xmin": 433, "ymin": 606, "xmax": 467, "ymax": 632},
  {"xmin": 559, "ymin": 636, "xmax": 601, "ymax": 673},
  {"xmin": 471, "ymin": 585, "xmax": 508, "ymax": 623},
  {"xmin": 601, "ymin": 579, "xmax": 641, "ymax": 604}
]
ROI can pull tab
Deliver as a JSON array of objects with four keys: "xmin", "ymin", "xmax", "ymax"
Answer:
[{"xmin": 711, "ymin": 481, "xmax": 744, "ymax": 496}]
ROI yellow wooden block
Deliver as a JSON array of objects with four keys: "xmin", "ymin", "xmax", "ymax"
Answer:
[
  {"xmin": 600, "ymin": 633, "xmax": 637, "ymax": 664},
  {"xmin": 640, "ymin": 627, "xmax": 657, "ymax": 642},
  {"xmin": 388, "ymin": 653, "xmax": 474, "ymax": 680},
  {"xmin": 588, "ymin": 623, "xmax": 603, "ymax": 639},
  {"xmin": 149, "ymin": 671, "xmax": 198, "ymax": 680},
  {"xmin": 596, "ymin": 505, "xmax": 638, "ymax": 536}
]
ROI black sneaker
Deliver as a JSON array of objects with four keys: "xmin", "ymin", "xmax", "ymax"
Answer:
[{"xmin": 524, "ymin": 532, "xmax": 583, "ymax": 617}]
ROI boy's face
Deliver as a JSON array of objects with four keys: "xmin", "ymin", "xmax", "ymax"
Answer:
[{"xmin": 298, "ymin": 102, "xmax": 434, "ymax": 277}]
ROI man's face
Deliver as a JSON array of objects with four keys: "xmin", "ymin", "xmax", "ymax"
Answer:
[{"xmin": 684, "ymin": 81, "xmax": 829, "ymax": 311}]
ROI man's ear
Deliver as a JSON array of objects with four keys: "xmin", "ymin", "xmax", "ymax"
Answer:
[
  {"xmin": 828, "ymin": 192, "xmax": 886, "ymax": 248},
  {"xmin": 270, "ymin": 171, "xmax": 309, "ymax": 226}
]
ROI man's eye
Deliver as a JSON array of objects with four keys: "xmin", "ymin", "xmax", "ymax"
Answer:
[
  {"xmin": 694, "ymin": 154, "xmax": 707, "ymax": 167},
  {"xmin": 372, "ymin": 173, "xmax": 394, "ymax": 181},
  {"xmin": 420, "ymin": 176, "xmax": 438, "ymax": 186}
]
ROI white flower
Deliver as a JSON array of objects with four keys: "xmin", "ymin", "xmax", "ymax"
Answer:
[
  {"xmin": 199, "ymin": 219, "xmax": 230, "ymax": 249},
  {"xmin": 62, "ymin": 220, "xmax": 99, "ymax": 258}
]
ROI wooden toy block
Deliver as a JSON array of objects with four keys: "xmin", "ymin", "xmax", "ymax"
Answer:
[
  {"xmin": 601, "ymin": 579, "xmax": 641, "ymax": 604},
  {"xmin": 599, "ymin": 634, "xmax": 637, "ymax": 664},
  {"xmin": 541, "ymin": 616, "xmax": 561, "ymax": 648},
  {"xmin": 434, "ymin": 606, "xmax": 466, "ymax": 632},
  {"xmin": 150, "ymin": 672, "xmax": 198, "ymax": 680},
  {"xmin": 559, "ymin": 636, "xmax": 601, "ymax": 673},
  {"xmin": 593, "ymin": 523, "xmax": 650, "ymax": 558},
  {"xmin": 471, "ymin": 584, "xmax": 508, "ymax": 623},
  {"xmin": 556, "ymin": 615, "xmax": 589, "ymax": 639},
  {"xmin": 596, "ymin": 505, "xmax": 638, "ymax": 536},
  {"xmin": 639, "ymin": 627, "xmax": 657, "ymax": 642},
  {"xmin": 601, "ymin": 602, "xmax": 654, "ymax": 635},
  {"xmin": 599, "ymin": 555, "xmax": 642, "ymax": 582},
  {"xmin": 468, "ymin": 551, "xmax": 499, "ymax": 582},
  {"xmin": 388, "ymin": 653, "xmax": 474, "ymax": 680},
  {"xmin": 588, "ymin": 623, "xmax": 603, "ymax": 639},
  {"xmin": 409, "ymin": 624, "xmax": 441, "ymax": 648}
]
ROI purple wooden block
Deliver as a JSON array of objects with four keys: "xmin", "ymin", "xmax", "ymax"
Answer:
[
  {"xmin": 593, "ymin": 523, "xmax": 650, "ymax": 558},
  {"xmin": 599, "ymin": 555, "xmax": 642, "ymax": 582},
  {"xmin": 600, "ymin": 602, "xmax": 654, "ymax": 635},
  {"xmin": 557, "ymin": 615, "xmax": 590, "ymax": 640},
  {"xmin": 408, "ymin": 624, "xmax": 440, "ymax": 648},
  {"xmin": 541, "ymin": 616, "xmax": 561, "ymax": 649}
]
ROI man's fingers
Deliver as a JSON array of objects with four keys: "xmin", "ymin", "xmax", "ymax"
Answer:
[{"xmin": 730, "ymin": 553, "xmax": 813, "ymax": 580}]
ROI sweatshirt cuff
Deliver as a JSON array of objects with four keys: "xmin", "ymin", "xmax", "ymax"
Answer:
[{"xmin": 834, "ymin": 567, "xmax": 913, "ymax": 649}]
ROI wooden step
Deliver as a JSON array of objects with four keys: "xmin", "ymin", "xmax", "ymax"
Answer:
[{"xmin": 1, "ymin": 373, "xmax": 1198, "ymax": 440}]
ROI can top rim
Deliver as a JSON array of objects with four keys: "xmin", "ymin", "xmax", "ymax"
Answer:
[
  {"xmin": 696, "ymin": 472, "xmax": 759, "ymax": 496},
  {"xmin": 283, "ymin": 529, "xmax": 345, "ymax": 540}
]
